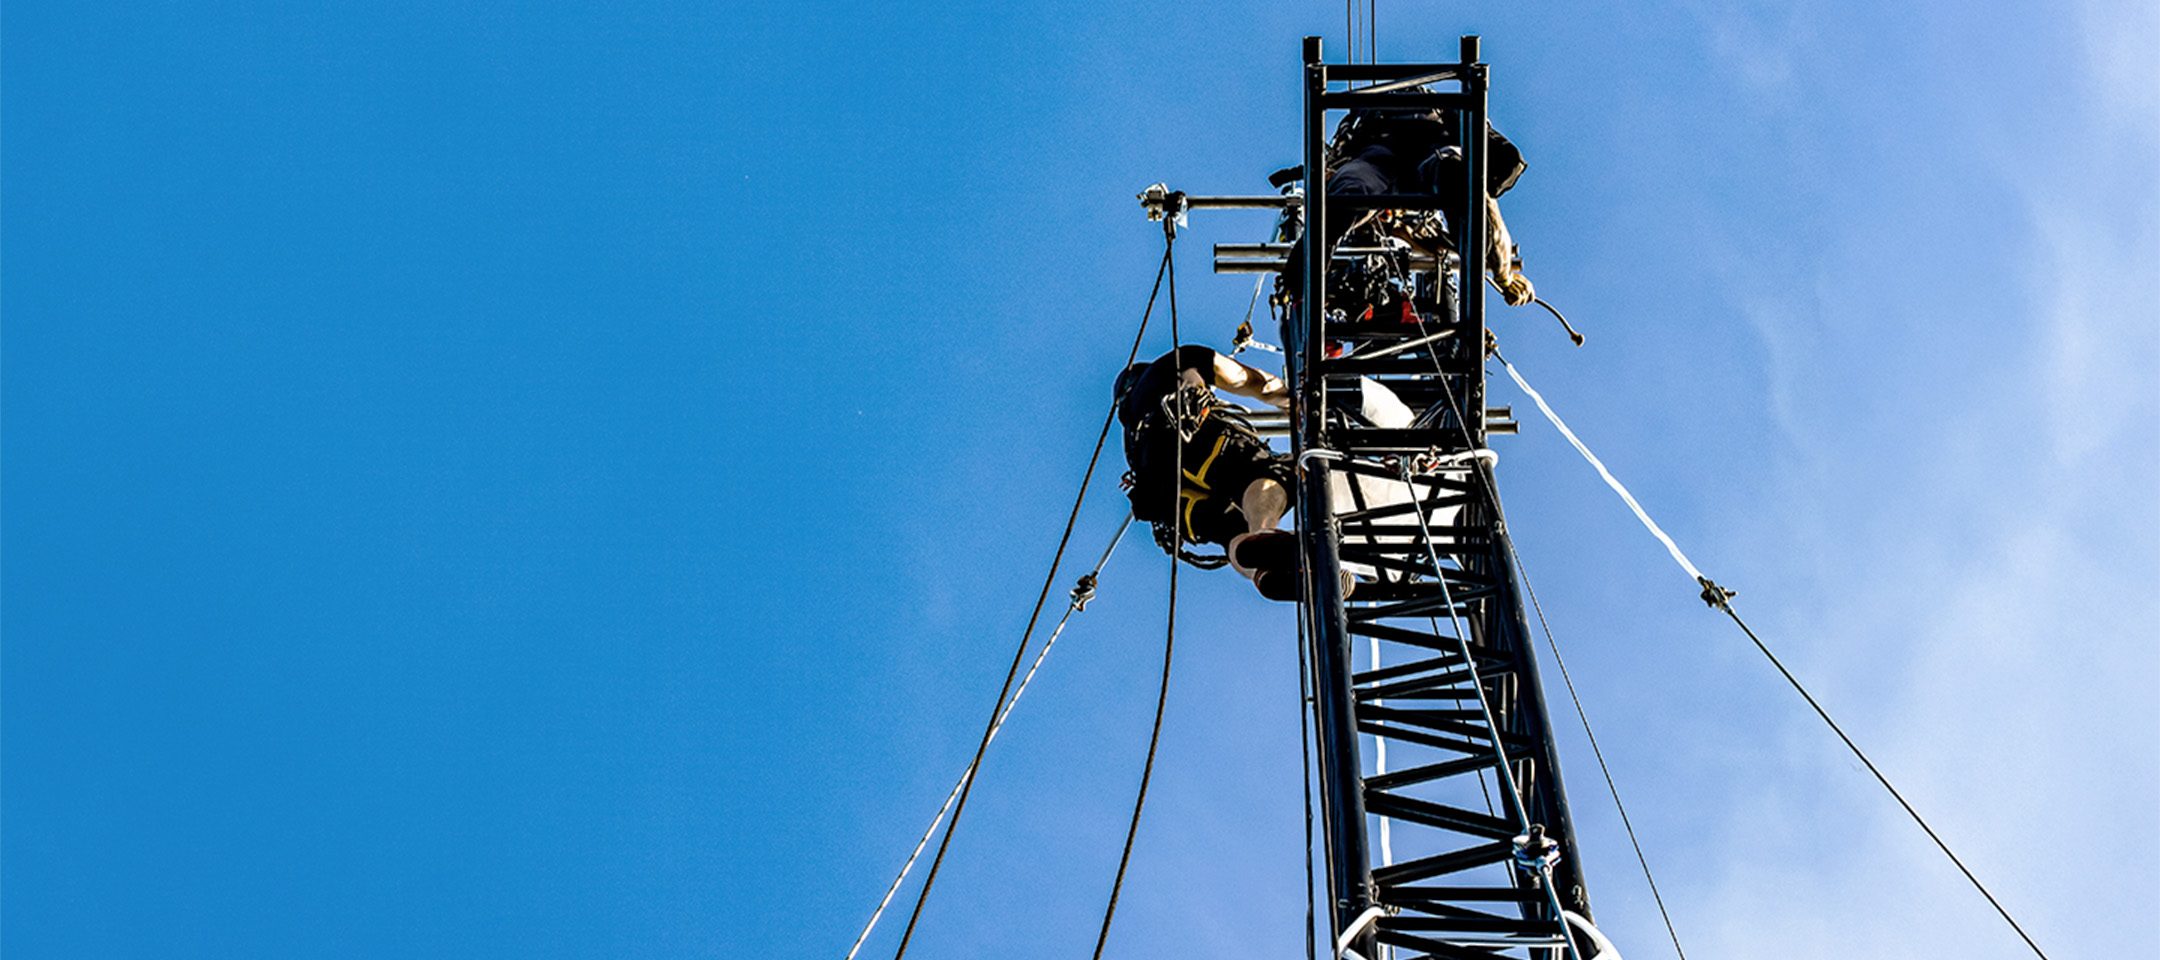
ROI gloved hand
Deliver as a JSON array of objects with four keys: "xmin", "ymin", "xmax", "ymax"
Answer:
[{"xmin": 1493, "ymin": 264, "xmax": 1536, "ymax": 306}]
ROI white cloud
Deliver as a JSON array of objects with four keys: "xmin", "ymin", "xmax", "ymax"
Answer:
[{"xmin": 1688, "ymin": 1, "xmax": 2160, "ymax": 952}]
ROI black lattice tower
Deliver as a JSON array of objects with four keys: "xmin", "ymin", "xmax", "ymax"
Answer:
[{"xmin": 1282, "ymin": 35, "xmax": 1596, "ymax": 960}]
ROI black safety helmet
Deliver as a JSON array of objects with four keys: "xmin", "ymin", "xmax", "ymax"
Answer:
[{"xmin": 1113, "ymin": 362, "xmax": 1150, "ymax": 402}]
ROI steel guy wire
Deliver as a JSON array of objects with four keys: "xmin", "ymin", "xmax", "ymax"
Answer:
[
  {"xmin": 886, "ymin": 241, "xmax": 1172, "ymax": 960},
  {"xmin": 843, "ymin": 516, "xmax": 1133, "ymax": 960},
  {"xmin": 1509, "ymin": 545, "xmax": 1690, "ymax": 960},
  {"xmin": 1494, "ymin": 348, "xmax": 2055, "ymax": 960}
]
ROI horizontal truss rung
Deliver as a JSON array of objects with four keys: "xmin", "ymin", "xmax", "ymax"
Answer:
[
  {"xmin": 1318, "ymin": 92, "xmax": 1470, "ymax": 110},
  {"xmin": 1364, "ymin": 755, "xmax": 1497, "ymax": 791},
  {"xmin": 1323, "ymin": 63, "xmax": 1468, "ymax": 82},
  {"xmin": 1373, "ymin": 841, "xmax": 1515, "ymax": 886},
  {"xmin": 1384, "ymin": 884, "xmax": 1542, "ymax": 904},
  {"xmin": 1364, "ymin": 791, "xmax": 1516, "ymax": 839}
]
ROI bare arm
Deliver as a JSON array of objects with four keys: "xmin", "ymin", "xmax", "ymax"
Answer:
[
  {"xmin": 1211, "ymin": 353, "xmax": 1290, "ymax": 409},
  {"xmin": 1486, "ymin": 196, "xmax": 1536, "ymax": 306}
]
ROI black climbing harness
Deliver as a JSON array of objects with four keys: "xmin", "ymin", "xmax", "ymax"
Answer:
[{"xmin": 1120, "ymin": 381, "xmax": 1255, "ymax": 570}]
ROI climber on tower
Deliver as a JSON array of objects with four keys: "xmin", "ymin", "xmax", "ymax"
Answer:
[
  {"xmin": 1114, "ymin": 345, "xmax": 1309, "ymax": 601},
  {"xmin": 1280, "ymin": 103, "xmax": 1537, "ymax": 309}
]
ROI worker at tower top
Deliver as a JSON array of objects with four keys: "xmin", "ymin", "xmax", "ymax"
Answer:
[
  {"xmin": 1114, "ymin": 346, "xmax": 1309, "ymax": 601},
  {"xmin": 1286, "ymin": 103, "xmax": 1537, "ymax": 308}
]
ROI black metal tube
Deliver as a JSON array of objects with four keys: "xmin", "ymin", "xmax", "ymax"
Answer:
[
  {"xmin": 1318, "ymin": 91, "xmax": 1469, "ymax": 109},
  {"xmin": 1345, "ymin": 69, "xmax": 1459, "ymax": 95},
  {"xmin": 1294, "ymin": 34, "xmax": 1377, "ymax": 954},
  {"xmin": 1460, "ymin": 34, "xmax": 1489, "ymax": 443},
  {"xmin": 1215, "ymin": 243, "xmax": 1434, "ymax": 257},
  {"xmin": 1323, "ymin": 63, "xmax": 1466, "ymax": 81},
  {"xmin": 1183, "ymin": 195, "xmax": 1303, "ymax": 209}
]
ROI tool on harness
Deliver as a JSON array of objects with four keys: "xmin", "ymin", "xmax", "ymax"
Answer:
[
  {"xmin": 1398, "ymin": 445, "xmax": 1499, "ymax": 476},
  {"xmin": 1157, "ymin": 380, "xmax": 1218, "ymax": 443},
  {"xmin": 1125, "ymin": 467, "xmax": 1230, "ymax": 569},
  {"xmin": 1122, "ymin": 383, "xmax": 1250, "ymax": 571},
  {"xmin": 1324, "ymin": 234, "xmax": 1414, "ymax": 326},
  {"xmin": 1151, "ymin": 523, "xmax": 1230, "ymax": 570}
]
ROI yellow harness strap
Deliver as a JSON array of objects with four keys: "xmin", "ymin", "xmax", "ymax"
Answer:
[{"xmin": 1177, "ymin": 433, "xmax": 1232, "ymax": 542}]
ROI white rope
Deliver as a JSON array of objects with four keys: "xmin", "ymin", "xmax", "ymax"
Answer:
[
  {"xmin": 1335, "ymin": 905, "xmax": 1387, "ymax": 960},
  {"xmin": 843, "ymin": 518, "xmax": 1131, "ymax": 960},
  {"xmin": 1564, "ymin": 911, "xmax": 1623, "ymax": 960},
  {"xmin": 1496, "ymin": 354, "xmax": 1705, "ymax": 583}
]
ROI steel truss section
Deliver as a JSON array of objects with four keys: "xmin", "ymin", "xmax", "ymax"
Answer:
[{"xmin": 1284, "ymin": 35, "xmax": 1596, "ymax": 960}]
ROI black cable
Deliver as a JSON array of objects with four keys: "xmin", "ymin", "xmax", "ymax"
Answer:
[
  {"xmin": 1511, "ymin": 547, "xmax": 1689, "ymax": 960},
  {"xmin": 1296, "ymin": 591, "xmax": 1318, "ymax": 960},
  {"xmin": 1400, "ymin": 303, "xmax": 1512, "ymax": 828},
  {"xmin": 1090, "ymin": 233, "xmax": 1183, "ymax": 959},
  {"xmin": 1345, "ymin": 0, "xmax": 1354, "ymax": 65},
  {"xmin": 1088, "ymin": 539, "xmax": 1177, "ymax": 960},
  {"xmin": 1714, "ymin": 601, "xmax": 2055, "ymax": 960},
  {"xmin": 889, "ymin": 243, "xmax": 1172, "ymax": 960}
]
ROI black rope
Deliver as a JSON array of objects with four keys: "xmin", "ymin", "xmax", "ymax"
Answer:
[
  {"xmin": 1713, "ymin": 599, "xmax": 2055, "ymax": 960},
  {"xmin": 1511, "ymin": 546, "xmax": 1689, "ymax": 960},
  {"xmin": 1088, "ymin": 539, "xmax": 1177, "ymax": 960},
  {"xmin": 1090, "ymin": 231, "xmax": 1183, "ymax": 959},
  {"xmin": 1413, "ymin": 312, "xmax": 1675, "ymax": 943},
  {"xmin": 888, "ymin": 242, "xmax": 1173, "ymax": 960}
]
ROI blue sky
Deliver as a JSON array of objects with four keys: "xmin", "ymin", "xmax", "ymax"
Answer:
[{"xmin": 5, "ymin": 1, "xmax": 2154, "ymax": 958}]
